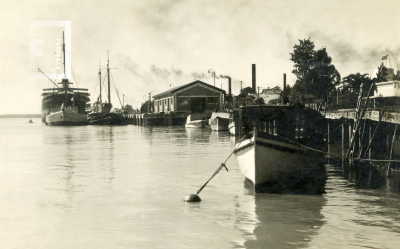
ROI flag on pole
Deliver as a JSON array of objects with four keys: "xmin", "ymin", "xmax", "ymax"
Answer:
[{"xmin": 382, "ymin": 54, "xmax": 389, "ymax": 60}]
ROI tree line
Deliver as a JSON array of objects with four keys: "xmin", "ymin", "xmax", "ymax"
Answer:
[{"xmin": 281, "ymin": 38, "xmax": 399, "ymax": 108}]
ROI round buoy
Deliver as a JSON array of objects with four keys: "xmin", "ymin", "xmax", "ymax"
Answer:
[{"xmin": 184, "ymin": 194, "xmax": 201, "ymax": 202}]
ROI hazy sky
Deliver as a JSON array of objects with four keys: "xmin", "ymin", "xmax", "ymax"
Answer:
[{"xmin": 1, "ymin": 0, "xmax": 399, "ymax": 114}]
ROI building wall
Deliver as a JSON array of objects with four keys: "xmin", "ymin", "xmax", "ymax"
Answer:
[
  {"xmin": 175, "ymin": 84, "xmax": 222, "ymax": 113},
  {"xmin": 375, "ymin": 81, "xmax": 400, "ymax": 97},
  {"xmin": 153, "ymin": 83, "xmax": 224, "ymax": 114}
]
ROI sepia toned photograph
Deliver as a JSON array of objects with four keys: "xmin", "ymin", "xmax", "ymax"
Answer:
[{"xmin": 1, "ymin": 0, "xmax": 400, "ymax": 248}]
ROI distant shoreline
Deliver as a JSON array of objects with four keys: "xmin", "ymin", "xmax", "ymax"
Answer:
[{"xmin": 0, "ymin": 114, "xmax": 41, "ymax": 118}]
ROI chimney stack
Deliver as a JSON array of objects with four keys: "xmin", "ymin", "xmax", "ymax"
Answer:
[
  {"xmin": 283, "ymin": 73, "xmax": 286, "ymax": 90},
  {"xmin": 228, "ymin": 77, "xmax": 231, "ymax": 96},
  {"xmin": 252, "ymin": 64, "xmax": 256, "ymax": 92}
]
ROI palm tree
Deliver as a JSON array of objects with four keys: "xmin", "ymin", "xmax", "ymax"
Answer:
[{"xmin": 342, "ymin": 73, "xmax": 370, "ymax": 91}]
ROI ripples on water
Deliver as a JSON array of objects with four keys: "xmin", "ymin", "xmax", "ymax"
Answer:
[{"xmin": 0, "ymin": 118, "xmax": 400, "ymax": 248}]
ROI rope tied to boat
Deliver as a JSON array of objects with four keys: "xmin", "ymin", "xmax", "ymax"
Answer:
[
  {"xmin": 185, "ymin": 136, "xmax": 247, "ymax": 202},
  {"xmin": 196, "ymin": 163, "xmax": 228, "ymax": 195},
  {"xmin": 276, "ymin": 134, "xmax": 400, "ymax": 163}
]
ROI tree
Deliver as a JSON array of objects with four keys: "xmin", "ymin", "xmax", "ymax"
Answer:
[
  {"xmin": 140, "ymin": 100, "xmax": 153, "ymax": 113},
  {"xmin": 342, "ymin": 73, "xmax": 374, "ymax": 96},
  {"xmin": 290, "ymin": 38, "xmax": 315, "ymax": 82},
  {"xmin": 241, "ymin": 86, "xmax": 255, "ymax": 94},
  {"xmin": 123, "ymin": 104, "xmax": 134, "ymax": 114},
  {"xmin": 280, "ymin": 84, "xmax": 292, "ymax": 104},
  {"xmin": 375, "ymin": 63, "xmax": 388, "ymax": 83},
  {"xmin": 255, "ymin": 97, "xmax": 265, "ymax": 105},
  {"xmin": 290, "ymin": 38, "xmax": 340, "ymax": 101}
]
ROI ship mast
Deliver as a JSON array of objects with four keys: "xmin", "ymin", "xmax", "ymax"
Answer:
[
  {"xmin": 107, "ymin": 51, "xmax": 111, "ymax": 105},
  {"xmin": 99, "ymin": 60, "xmax": 102, "ymax": 103},
  {"xmin": 63, "ymin": 31, "xmax": 67, "ymax": 110}
]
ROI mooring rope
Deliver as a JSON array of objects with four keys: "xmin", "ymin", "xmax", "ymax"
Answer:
[
  {"xmin": 196, "ymin": 135, "xmax": 247, "ymax": 195},
  {"xmin": 276, "ymin": 134, "xmax": 400, "ymax": 163}
]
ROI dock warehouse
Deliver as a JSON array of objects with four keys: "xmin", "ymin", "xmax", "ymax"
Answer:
[{"xmin": 152, "ymin": 80, "xmax": 226, "ymax": 117}]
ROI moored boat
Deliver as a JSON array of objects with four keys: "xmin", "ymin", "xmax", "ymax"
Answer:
[
  {"xmin": 46, "ymin": 104, "xmax": 87, "ymax": 126},
  {"xmin": 234, "ymin": 105, "xmax": 327, "ymax": 193},
  {"xmin": 87, "ymin": 53, "xmax": 128, "ymax": 126},
  {"xmin": 228, "ymin": 110, "xmax": 239, "ymax": 135},
  {"xmin": 209, "ymin": 112, "xmax": 229, "ymax": 131},
  {"xmin": 228, "ymin": 122, "xmax": 237, "ymax": 135},
  {"xmin": 185, "ymin": 115, "xmax": 206, "ymax": 128},
  {"xmin": 44, "ymin": 32, "xmax": 89, "ymax": 126}
]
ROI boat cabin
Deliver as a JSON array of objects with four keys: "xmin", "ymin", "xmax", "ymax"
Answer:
[
  {"xmin": 91, "ymin": 102, "xmax": 112, "ymax": 114},
  {"xmin": 238, "ymin": 105, "xmax": 327, "ymax": 148}
]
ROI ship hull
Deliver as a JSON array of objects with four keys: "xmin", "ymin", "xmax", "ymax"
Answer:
[
  {"xmin": 41, "ymin": 93, "xmax": 90, "ymax": 122},
  {"xmin": 87, "ymin": 113, "xmax": 128, "ymax": 125}
]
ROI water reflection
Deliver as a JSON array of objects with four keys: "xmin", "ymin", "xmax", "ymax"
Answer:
[
  {"xmin": 234, "ymin": 182, "xmax": 326, "ymax": 248},
  {"xmin": 95, "ymin": 127, "xmax": 115, "ymax": 185},
  {"xmin": 185, "ymin": 127, "xmax": 212, "ymax": 142},
  {"xmin": 327, "ymin": 158, "xmax": 400, "ymax": 193}
]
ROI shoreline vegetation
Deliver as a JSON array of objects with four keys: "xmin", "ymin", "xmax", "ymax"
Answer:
[{"xmin": 0, "ymin": 114, "xmax": 41, "ymax": 118}]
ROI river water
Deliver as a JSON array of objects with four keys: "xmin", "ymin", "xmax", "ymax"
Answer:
[{"xmin": 1, "ymin": 118, "xmax": 400, "ymax": 249}]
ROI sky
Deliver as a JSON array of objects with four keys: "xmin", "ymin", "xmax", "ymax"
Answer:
[{"xmin": 0, "ymin": 0, "xmax": 400, "ymax": 114}]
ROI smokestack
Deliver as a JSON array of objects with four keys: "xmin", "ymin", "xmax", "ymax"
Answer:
[
  {"xmin": 228, "ymin": 77, "xmax": 231, "ymax": 95},
  {"xmin": 283, "ymin": 73, "xmax": 286, "ymax": 90},
  {"xmin": 252, "ymin": 64, "xmax": 256, "ymax": 92}
]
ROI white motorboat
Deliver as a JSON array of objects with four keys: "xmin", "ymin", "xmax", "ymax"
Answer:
[
  {"xmin": 209, "ymin": 112, "xmax": 229, "ymax": 131},
  {"xmin": 46, "ymin": 104, "xmax": 87, "ymax": 126}
]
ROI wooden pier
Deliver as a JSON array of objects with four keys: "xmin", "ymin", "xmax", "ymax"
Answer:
[
  {"xmin": 325, "ymin": 108, "xmax": 400, "ymax": 175},
  {"xmin": 124, "ymin": 112, "xmax": 188, "ymax": 126}
]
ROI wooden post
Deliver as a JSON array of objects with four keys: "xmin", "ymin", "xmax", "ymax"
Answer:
[
  {"xmin": 342, "ymin": 122, "xmax": 345, "ymax": 158},
  {"xmin": 369, "ymin": 126, "xmax": 371, "ymax": 159},
  {"xmin": 349, "ymin": 122, "xmax": 352, "ymax": 149},
  {"xmin": 388, "ymin": 124, "xmax": 397, "ymax": 177},
  {"xmin": 328, "ymin": 121, "xmax": 330, "ymax": 155}
]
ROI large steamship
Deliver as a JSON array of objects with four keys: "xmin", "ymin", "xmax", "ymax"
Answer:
[{"xmin": 41, "ymin": 83, "xmax": 90, "ymax": 122}]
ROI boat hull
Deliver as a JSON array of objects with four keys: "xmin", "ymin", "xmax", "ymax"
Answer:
[
  {"xmin": 234, "ymin": 130, "xmax": 325, "ymax": 192},
  {"xmin": 46, "ymin": 111, "xmax": 87, "ymax": 126},
  {"xmin": 185, "ymin": 120, "xmax": 206, "ymax": 128},
  {"xmin": 185, "ymin": 115, "xmax": 206, "ymax": 128},
  {"xmin": 88, "ymin": 113, "xmax": 128, "ymax": 125},
  {"xmin": 210, "ymin": 117, "xmax": 229, "ymax": 131},
  {"xmin": 41, "ymin": 93, "xmax": 90, "ymax": 122},
  {"xmin": 228, "ymin": 122, "xmax": 238, "ymax": 135}
]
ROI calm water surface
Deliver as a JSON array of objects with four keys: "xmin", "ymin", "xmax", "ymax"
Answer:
[{"xmin": 1, "ymin": 118, "xmax": 400, "ymax": 248}]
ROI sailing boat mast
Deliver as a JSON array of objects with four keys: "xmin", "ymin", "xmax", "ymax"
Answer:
[{"xmin": 107, "ymin": 51, "xmax": 111, "ymax": 105}]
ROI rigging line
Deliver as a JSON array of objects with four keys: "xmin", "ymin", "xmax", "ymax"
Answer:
[
  {"xmin": 110, "ymin": 72, "xmax": 123, "ymax": 107},
  {"xmin": 71, "ymin": 67, "xmax": 79, "ymax": 90},
  {"xmin": 275, "ymin": 133, "xmax": 400, "ymax": 163},
  {"xmin": 100, "ymin": 73, "xmax": 108, "ymax": 101},
  {"xmin": 324, "ymin": 119, "xmax": 347, "ymax": 136},
  {"xmin": 92, "ymin": 73, "xmax": 99, "ymax": 100},
  {"xmin": 53, "ymin": 67, "xmax": 60, "ymax": 95}
]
